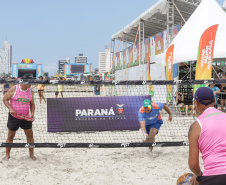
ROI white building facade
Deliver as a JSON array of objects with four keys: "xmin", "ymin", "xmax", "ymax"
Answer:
[
  {"xmin": 99, "ymin": 48, "xmax": 112, "ymax": 74},
  {"xmin": 0, "ymin": 40, "xmax": 12, "ymax": 75},
  {"xmin": 58, "ymin": 58, "xmax": 70, "ymax": 75}
]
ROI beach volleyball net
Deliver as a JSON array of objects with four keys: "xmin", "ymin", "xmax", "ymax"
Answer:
[{"xmin": 0, "ymin": 78, "xmax": 224, "ymax": 148}]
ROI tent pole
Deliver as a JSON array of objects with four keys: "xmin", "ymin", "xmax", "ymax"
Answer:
[{"xmin": 173, "ymin": 2, "xmax": 186, "ymax": 23}]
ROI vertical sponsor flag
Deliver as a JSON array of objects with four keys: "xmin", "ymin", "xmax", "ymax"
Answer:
[
  {"xmin": 155, "ymin": 32, "xmax": 163, "ymax": 55},
  {"xmin": 194, "ymin": 24, "xmax": 219, "ymax": 93},
  {"xmin": 147, "ymin": 52, "xmax": 154, "ymax": 97},
  {"xmin": 166, "ymin": 44, "xmax": 174, "ymax": 101}
]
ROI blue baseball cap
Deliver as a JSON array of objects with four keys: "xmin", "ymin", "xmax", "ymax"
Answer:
[{"xmin": 194, "ymin": 87, "xmax": 214, "ymax": 106}]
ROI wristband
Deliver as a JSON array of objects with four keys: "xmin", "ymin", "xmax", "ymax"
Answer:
[{"xmin": 196, "ymin": 171, "xmax": 203, "ymax": 182}]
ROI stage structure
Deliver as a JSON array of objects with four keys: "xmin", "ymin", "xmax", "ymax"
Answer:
[{"xmin": 12, "ymin": 58, "xmax": 42, "ymax": 78}]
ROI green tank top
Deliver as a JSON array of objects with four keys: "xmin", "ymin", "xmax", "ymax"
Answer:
[{"xmin": 57, "ymin": 85, "xmax": 63, "ymax": 92}]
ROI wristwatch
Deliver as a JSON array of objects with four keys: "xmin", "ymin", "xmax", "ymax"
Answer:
[{"xmin": 196, "ymin": 171, "xmax": 203, "ymax": 182}]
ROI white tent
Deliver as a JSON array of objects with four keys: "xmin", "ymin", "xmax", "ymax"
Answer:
[{"xmin": 168, "ymin": 0, "xmax": 226, "ymax": 64}]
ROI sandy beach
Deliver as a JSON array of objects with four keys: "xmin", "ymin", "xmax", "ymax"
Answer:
[
  {"xmin": 0, "ymin": 146, "xmax": 204, "ymax": 185},
  {"xmin": 0, "ymin": 85, "xmax": 201, "ymax": 185}
]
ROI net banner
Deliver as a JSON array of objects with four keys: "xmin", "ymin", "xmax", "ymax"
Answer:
[
  {"xmin": 47, "ymin": 95, "xmax": 151, "ymax": 132},
  {"xmin": 194, "ymin": 24, "xmax": 219, "ymax": 92}
]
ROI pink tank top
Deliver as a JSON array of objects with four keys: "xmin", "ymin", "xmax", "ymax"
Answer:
[
  {"xmin": 197, "ymin": 107, "xmax": 226, "ymax": 176},
  {"xmin": 10, "ymin": 85, "xmax": 31, "ymax": 120}
]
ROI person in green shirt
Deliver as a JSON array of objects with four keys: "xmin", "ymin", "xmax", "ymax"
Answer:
[{"xmin": 56, "ymin": 78, "xmax": 64, "ymax": 98}]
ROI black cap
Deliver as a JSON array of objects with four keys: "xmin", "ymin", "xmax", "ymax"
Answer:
[{"xmin": 194, "ymin": 87, "xmax": 214, "ymax": 106}]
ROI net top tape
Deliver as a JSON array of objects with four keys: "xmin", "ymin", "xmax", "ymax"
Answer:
[{"xmin": 1, "ymin": 79, "xmax": 226, "ymax": 85}]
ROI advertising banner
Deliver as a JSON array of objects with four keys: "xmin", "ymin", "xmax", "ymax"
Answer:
[
  {"xmin": 65, "ymin": 64, "xmax": 70, "ymax": 75},
  {"xmin": 155, "ymin": 32, "xmax": 163, "ymax": 55},
  {"xmin": 123, "ymin": 49, "xmax": 126, "ymax": 69},
  {"xmin": 145, "ymin": 38, "xmax": 150, "ymax": 64},
  {"xmin": 37, "ymin": 64, "xmax": 42, "ymax": 77},
  {"xmin": 126, "ymin": 48, "xmax": 130, "ymax": 68},
  {"xmin": 166, "ymin": 44, "xmax": 174, "ymax": 101},
  {"xmin": 150, "ymin": 36, "xmax": 155, "ymax": 56},
  {"xmin": 147, "ymin": 53, "xmax": 154, "ymax": 97},
  {"xmin": 120, "ymin": 51, "xmax": 123, "ymax": 69},
  {"xmin": 194, "ymin": 24, "xmax": 219, "ymax": 92},
  {"xmin": 129, "ymin": 46, "xmax": 133, "ymax": 67},
  {"xmin": 12, "ymin": 64, "xmax": 18, "ymax": 78},
  {"xmin": 133, "ymin": 44, "xmax": 137, "ymax": 66},
  {"xmin": 18, "ymin": 63, "xmax": 37, "ymax": 70},
  {"xmin": 85, "ymin": 64, "xmax": 91, "ymax": 73},
  {"xmin": 47, "ymin": 95, "xmax": 151, "ymax": 132}
]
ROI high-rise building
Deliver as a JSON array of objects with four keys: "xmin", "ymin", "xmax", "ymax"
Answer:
[
  {"xmin": 99, "ymin": 52, "xmax": 106, "ymax": 74},
  {"xmin": 0, "ymin": 40, "xmax": 12, "ymax": 75},
  {"xmin": 75, "ymin": 53, "xmax": 87, "ymax": 64},
  {"xmin": 99, "ymin": 47, "xmax": 112, "ymax": 74},
  {"xmin": 58, "ymin": 58, "xmax": 70, "ymax": 75}
]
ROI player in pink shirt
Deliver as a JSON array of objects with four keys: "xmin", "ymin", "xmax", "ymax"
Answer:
[
  {"xmin": 3, "ymin": 81, "xmax": 36, "ymax": 161},
  {"xmin": 189, "ymin": 87, "xmax": 226, "ymax": 185}
]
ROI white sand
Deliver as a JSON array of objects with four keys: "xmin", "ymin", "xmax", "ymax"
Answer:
[
  {"xmin": 0, "ymin": 146, "xmax": 204, "ymax": 185},
  {"xmin": 0, "ymin": 85, "xmax": 203, "ymax": 184}
]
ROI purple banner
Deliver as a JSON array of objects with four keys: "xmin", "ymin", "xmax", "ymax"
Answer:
[{"xmin": 47, "ymin": 95, "xmax": 151, "ymax": 132}]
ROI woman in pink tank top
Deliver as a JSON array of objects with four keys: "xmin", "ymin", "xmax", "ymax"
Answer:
[{"xmin": 188, "ymin": 87, "xmax": 226, "ymax": 185}]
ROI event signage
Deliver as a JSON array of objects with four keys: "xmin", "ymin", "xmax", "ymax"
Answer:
[
  {"xmin": 47, "ymin": 95, "xmax": 151, "ymax": 132},
  {"xmin": 12, "ymin": 64, "xmax": 18, "ymax": 78},
  {"xmin": 194, "ymin": 24, "xmax": 219, "ymax": 92},
  {"xmin": 155, "ymin": 32, "xmax": 163, "ymax": 55},
  {"xmin": 37, "ymin": 64, "xmax": 42, "ymax": 77},
  {"xmin": 166, "ymin": 44, "xmax": 174, "ymax": 101},
  {"xmin": 147, "ymin": 50, "xmax": 154, "ymax": 97},
  {"xmin": 18, "ymin": 64, "xmax": 37, "ymax": 70}
]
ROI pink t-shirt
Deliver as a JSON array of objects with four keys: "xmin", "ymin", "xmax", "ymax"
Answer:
[
  {"xmin": 10, "ymin": 85, "xmax": 31, "ymax": 120},
  {"xmin": 197, "ymin": 107, "xmax": 226, "ymax": 176}
]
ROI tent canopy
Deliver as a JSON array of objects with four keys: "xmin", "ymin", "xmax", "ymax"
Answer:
[
  {"xmin": 112, "ymin": 0, "xmax": 201, "ymax": 43},
  {"xmin": 169, "ymin": 0, "xmax": 226, "ymax": 64}
]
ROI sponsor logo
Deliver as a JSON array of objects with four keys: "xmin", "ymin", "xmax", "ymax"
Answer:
[
  {"xmin": 167, "ymin": 51, "xmax": 173, "ymax": 72},
  {"xmin": 25, "ymin": 143, "xmax": 35, "ymax": 148},
  {"xmin": 142, "ymin": 81, "xmax": 146, "ymax": 85},
  {"xmin": 0, "ymin": 143, "xmax": 2, "ymax": 147},
  {"xmin": 116, "ymin": 104, "xmax": 124, "ymax": 114},
  {"xmin": 112, "ymin": 80, "xmax": 119, "ymax": 85},
  {"xmin": 57, "ymin": 143, "xmax": 66, "ymax": 148},
  {"xmin": 174, "ymin": 80, "xmax": 182, "ymax": 84},
  {"xmin": 89, "ymin": 143, "xmax": 99, "ymax": 148},
  {"xmin": 200, "ymin": 40, "xmax": 213, "ymax": 70},
  {"xmin": 152, "ymin": 142, "xmax": 157, "ymax": 147},
  {"xmin": 146, "ymin": 115, "xmax": 158, "ymax": 121},
  {"xmin": 16, "ymin": 97, "xmax": 30, "ymax": 103},
  {"xmin": 183, "ymin": 141, "xmax": 189, "ymax": 146},
  {"xmin": 76, "ymin": 107, "xmax": 115, "ymax": 117},
  {"xmin": 121, "ymin": 143, "xmax": 130, "ymax": 148}
]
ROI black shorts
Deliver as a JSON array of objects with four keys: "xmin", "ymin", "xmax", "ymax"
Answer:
[
  {"xmin": 38, "ymin": 90, "xmax": 44, "ymax": 92},
  {"xmin": 198, "ymin": 174, "xmax": 226, "ymax": 185},
  {"xmin": 7, "ymin": 113, "xmax": 32, "ymax": 131}
]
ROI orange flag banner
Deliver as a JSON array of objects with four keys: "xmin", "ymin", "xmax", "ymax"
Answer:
[
  {"xmin": 165, "ymin": 44, "xmax": 174, "ymax": 101},
  {"xmin": 194, "ymin": 24, "xmax": 219, "ymax": 92}
]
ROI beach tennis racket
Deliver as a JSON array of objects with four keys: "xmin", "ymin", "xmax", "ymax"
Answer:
[
  {"xmin": 139, "ymin": 128, "xmax": 147, "ymax": 140},
  {"xmin": 17, "ymin": 114, "xmax": 35, "ymax": 122},
  {"xmin": 176, "ymin": 173, "xmax": 194, "ymax": 185}
]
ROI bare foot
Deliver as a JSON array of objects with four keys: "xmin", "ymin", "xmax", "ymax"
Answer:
[
  {"xmin": 186, "ymin": 115, "xmax": 189, "ymax": 117},
  {"xmin": 2, "ymin": 156, "xmax": 10, "ymax": 161},
  {"xmin": 30, "ymin": 155, "xmax": 36, "ymax": 161},
  {"xmin": 149, "ymin": 147, "xmax": 153, "ymax": 152}
]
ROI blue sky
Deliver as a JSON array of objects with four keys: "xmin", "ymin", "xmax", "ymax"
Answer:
[{"xmin": 0, "ymin": 0, "xmax": 225, "ymax": 76}]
